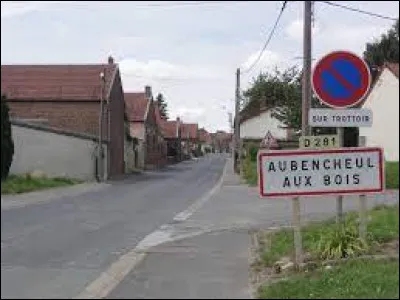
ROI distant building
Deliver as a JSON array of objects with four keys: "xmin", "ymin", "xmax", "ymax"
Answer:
[
  {"xmin": 181, "ymin": 123, "xmax": 199, "ymax": 158},
  {"xmin": 211, "ymin": 130, "xmax": 232, "ymax": 153},
  {"xmin": 198, "ymin": 128, "xmax": 212, "ymax": 153},
  {"xmin": 239, "ymin": 100, "xmax": 290, "ymax": 143},
  {"xmin": 160, "ymin": 118, "xmax": 182, "ymax": 163},
  {"xmin": 124, "ymin": 86, "xmax": 166, "ymax": 170}
]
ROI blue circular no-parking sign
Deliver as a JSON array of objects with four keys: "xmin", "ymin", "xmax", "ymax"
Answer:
[{"xmin": 312, "ymin": 51, "xmax": 371, "ymax": 109}]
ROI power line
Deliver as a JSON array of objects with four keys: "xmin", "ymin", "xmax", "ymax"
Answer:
[
  {"xmin": 242, "ymin": 1, "xmax": 288, "ymax": 74},
  {"xmin": 320, "ymin": 1, "xmax": 398, "ymax": 21},
  {"xmin": 131, "ymin": 1, "xmax": 246, "ymax": 8}
]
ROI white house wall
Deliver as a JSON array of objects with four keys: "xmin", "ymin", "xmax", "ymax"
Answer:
[
  {"xmin": 240, "ymin": 110, "xmax": 287, "ymax": 140},
  {"xmin": 360, "ymin": 69, "xmax": 399, "ymax": 161}
]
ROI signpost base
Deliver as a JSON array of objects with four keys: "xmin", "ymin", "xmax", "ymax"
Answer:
[
  {"xmin": 292, "ymin": 196, "xmax": 303, "ymax": 269},
  {"xmin": 336, "ymin": 195, "xmax": 344, "ymax": 224},
  {"xmin": 358, "ymin": 136, "xmax": 367, "ymax": 241},
  {"xmin": 359, "ymin": 194, "xmax": 367, "ymax": 241}
]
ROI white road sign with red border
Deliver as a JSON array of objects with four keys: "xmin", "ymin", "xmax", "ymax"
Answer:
[{"xmin": 258, "ymin": 147, "xmax": 384, "ymax": 197}]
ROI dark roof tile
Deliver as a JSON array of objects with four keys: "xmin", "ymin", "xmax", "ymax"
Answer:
[
  {"xmin": 1, "ymin": 64, "xmax": 117, "ymax": 101},
  {"xmin": 124, "ymin": 92, "xmax": 148, "ymax": 122}
]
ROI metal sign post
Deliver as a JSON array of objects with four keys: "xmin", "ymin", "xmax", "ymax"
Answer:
[
  {"xmin": 358, "ymin": 136, "xmax": 368, "ymax": 241},
  {"xmin": 337, "ymin": 127, "xmax": 344, "ymax": 223},
  {"xmin": 311, "ymin": 50, "xmax": 372, "ymax": 225}
]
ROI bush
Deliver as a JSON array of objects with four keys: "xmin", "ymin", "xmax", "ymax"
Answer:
[
  {"xmin": 245, "ymin": 142, "xmax": 259, "ymax": 162},
  {"xmin": 1, "ymin": 97, "xmax": 14, "ymax": 180},
  {"xmin": 314, "ymin": 222, "xmax": 369, "ymax": 260}
]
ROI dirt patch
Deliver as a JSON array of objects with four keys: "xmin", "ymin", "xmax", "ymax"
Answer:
[
  {"xmin": 249, "ymin": 229, "xmax": 294, "ymax": 297},
  {"xmin": 373, "ymin": 239, "xmax": 399, "ymax": 256}
]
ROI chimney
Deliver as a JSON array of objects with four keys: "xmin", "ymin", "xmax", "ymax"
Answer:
[
  {"xmin": 108, "ymin": 56, "xmax": 114, "ymax": 64},
  {"xmin": 145, "ymin": 85, "xmax": 152, "ymax": 100}
]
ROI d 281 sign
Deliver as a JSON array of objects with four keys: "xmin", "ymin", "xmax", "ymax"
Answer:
[{"xmin": 258, "ymin": 147, "xmax": 384, "ymax": 197}]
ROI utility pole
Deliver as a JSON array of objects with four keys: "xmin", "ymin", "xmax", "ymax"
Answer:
[
  {"xmin": 302, "ymin": 0, "xmax": 312, "ymax": 137},
  {"xmin": 97, "ymin": 70, "xmax": 106, "ymax": 182},
  {"xmin": 234, "ymin": 68, "xmax": 241, "ymax": 173},
  {"xmin": 293, "ymin": 0, "xmax": 312, "ymax": 269},
  {"xmin": 228, "ymin": 112, "xmax": 233, "ymax": 156}
]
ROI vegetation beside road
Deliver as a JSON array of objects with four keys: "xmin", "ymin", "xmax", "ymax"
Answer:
[
  {"xmin": 386, "ymin": 161, "xmax": 399, "ymax": 189},
  {"xmin": 1, "ymin": 174, "xmax": 81, "ymax": 195},
  {"xmin": 252, "ymin": 205, "xmax": 399, "ymax": 299},
  {"xmin": 258, "ymin": 258, "xmax": 399, "ymax": 299},
  {"xmin": 257, "ymin": 205, "xmax": 398, "ymax": 267}
]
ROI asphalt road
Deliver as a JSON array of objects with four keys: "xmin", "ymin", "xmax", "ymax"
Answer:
[{"xmin": 1, "ymin": 154, "xmax": 227, "ymax": 299}]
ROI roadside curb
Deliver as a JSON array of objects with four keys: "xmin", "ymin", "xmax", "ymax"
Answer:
[{"xmin": 1, "ymin": 182, "xmax": 110, "ymax": 211}]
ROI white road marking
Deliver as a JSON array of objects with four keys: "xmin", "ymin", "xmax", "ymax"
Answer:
[
  {"xmin": 75, "ymin": 158, "xmax": 228, "ymax": 299},
  {"xmin": 173, "ymin": 161, "xmax": 228, "ymax": 222}
]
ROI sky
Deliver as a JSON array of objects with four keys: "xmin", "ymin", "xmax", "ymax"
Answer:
[{"xmin": 1, "ymin": 1, "xmax": 398, "ymax": 132}]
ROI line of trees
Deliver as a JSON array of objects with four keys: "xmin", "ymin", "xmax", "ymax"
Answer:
[{"xmin": 156, "ymin": 93, "xmax": 169, "ymax": 119}]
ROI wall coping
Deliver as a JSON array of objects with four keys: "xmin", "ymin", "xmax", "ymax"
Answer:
[{"xmin": 11, "ymin": 118, "xmax": 109, "ymax": 144}]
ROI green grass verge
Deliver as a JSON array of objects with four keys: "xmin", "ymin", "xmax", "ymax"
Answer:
[
  {"xmin": 243, "ymin": 160, "xmax": 399, "ymax": 189},
  {"xmin": 258, "ymin": 258, "xmax": 399, "ymax": 299},
  {"xmin": 242, "ymin": 159, "xmax": 258, "ymax": 186},
  {"xmin": 386, "ymin": 161, "xmax": 399, "ymax": 189},
  {"xmin": 1, "ymin": 175, "xmax": 81, "ymax": 195},
  {"xmin": 259, "ymin": 205, "xmax": 399, "ymax": 267}
]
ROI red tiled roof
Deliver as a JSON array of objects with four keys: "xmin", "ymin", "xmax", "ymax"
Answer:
[
  {"xmin": 213, "ymin": 131, "xmax": 232, "ymax": 141},
  {"xmin": 198, "ymin": 128, "xmax": 211, "ymax": 143},
  {"xmin": 181, "ymin": 123, "xmax": 198, "ymax": 140},
  {"xmin": 154, "ymin": 101, "xmax": 168, "ymax": 126},
  {"xmin": 1, "ymin": 64, "xmax": 117, "ymax": 101},
  {"xmin": 124, "ymin": 92, "xmax": 149, "ymax": 122},
  {"xmin": 161, "ymin": 120, "xmax": 179, "ymax": 138}
]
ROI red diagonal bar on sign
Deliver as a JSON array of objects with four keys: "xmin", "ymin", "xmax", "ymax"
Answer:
[{"xmin": 327, "ymin": 64, "xmax": 358, "ymax": 93}]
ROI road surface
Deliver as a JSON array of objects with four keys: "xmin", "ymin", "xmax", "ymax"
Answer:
[{"xmin": 1, "ymin": 155, "xmax": 227, "ymax": 299}]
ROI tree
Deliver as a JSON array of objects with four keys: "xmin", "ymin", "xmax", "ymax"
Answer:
[
  {"xmin": 363, "ymin": 19, "xmax": 399, "ymax": 69},
  {"xmin": 1, "ymin": 95, "xmax": 14, "ymax": 180},
  {"xmin": 243, "ymin": 66, "xmax": 326, "ymax": 133},
  {"xmin": 156, "ymin": 93, "xmax": 169, "ymax": 119}
]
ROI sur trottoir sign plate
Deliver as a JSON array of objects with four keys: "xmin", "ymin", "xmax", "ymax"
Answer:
[{"xmin": 309, "ymin": 108, "xmax": 373, "ymax": 127}]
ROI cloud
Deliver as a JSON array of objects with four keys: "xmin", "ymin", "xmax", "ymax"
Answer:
[
  {"xmin": 285, "ymin": 19, "xmax": 320, "ymax": 41},
  {"xmin": 174, "ymin": 107, "xmax": 205, "ymax": 123},
  {"xmin": 1, "ymin": 1, "xmax": 74, "ymax": 18},
  {"xmin": 1, "ymin": 1, "xmax": 398, "ymax": 133},
  {"xmin": 242, "ymin": 50, "xmax": 281, "ymax": 70},
  {"xmin": 119, "ymin": 58, "xmax": 222, "ymax": 81},
  {"xmin": 313, "ymin": 24, "xmax": 389, "ymax": 58}
]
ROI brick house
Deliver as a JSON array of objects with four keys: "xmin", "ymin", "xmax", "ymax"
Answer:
[
  {"xmin": 198, "ymin": 128, "xmax": 212, "ymax": 153},
  {"xmin": 181, "ymin": 123, "xmax": 199, "ymax": 158},
  {"xmin": 124, "ymin": 86, "xmax": 166, "ymax": 169},
  {"xmin": 160, "ymin": 118, "xmax": 182, "ymax": 162},
  {"xmin": 211, "ymin": 130, "xmax": 232, "ymax": 153},
  {"xmin": 1, "ymin": 56, "xmax": 125, "ymax": 180}
]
